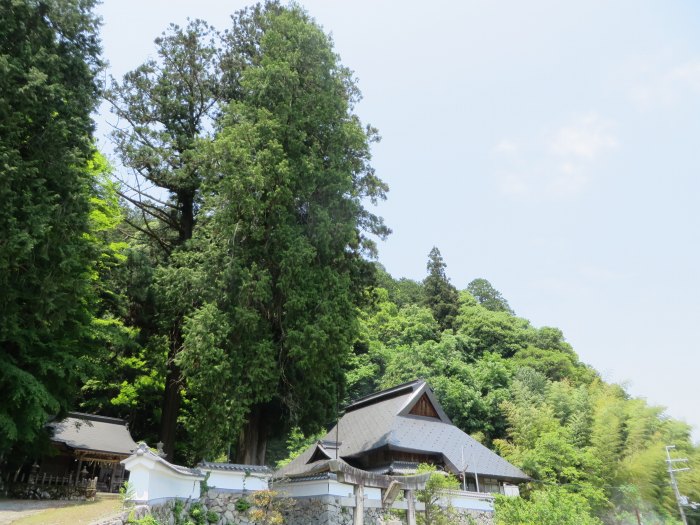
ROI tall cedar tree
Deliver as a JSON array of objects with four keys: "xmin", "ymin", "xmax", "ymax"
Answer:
[
  {"xmin": 106, "ymin": 19, "xmax": 221, "ymax": 459},
  {"xmin": 422, "ymin": 247, "xmax": 459, "ymax": 331},
  {"xmin": 0, "ymin": 0, "xmax": 101, "ymax": 457},
  {"xmin": 178, "ymin": 4, "xmax": 389, "ymax": 464}
]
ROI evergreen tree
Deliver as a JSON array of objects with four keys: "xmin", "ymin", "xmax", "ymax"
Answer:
[
  {"xmin": 106, "ymin": 18, "xmax": 221, "ymax": 459},
  {"xmin": 178, "ymin": 3, "xmax": 389, "ymax": 464},
  {"xmin": 422, "ymin": 247, "xmax": 459, "ymax": 330},
  {"xmin": 0, "ymin": 0, "xmax": 101, "ymax": 457}
]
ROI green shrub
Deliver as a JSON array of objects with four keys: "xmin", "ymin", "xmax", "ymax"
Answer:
[
  {"xmin": 129, "ymin": 515, "xmax": 162, "ymax": 525},
  {"xmin": 235, "ymin": 496, "xmax": 252, "ymax": 512}
]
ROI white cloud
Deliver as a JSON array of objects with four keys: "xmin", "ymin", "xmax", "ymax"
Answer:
[
  {"xmin": 498, "ymin": 172, "xmax": 531, "ymax": 196},
  {"xmin": 496, "ymin": 165, "xmax": 589, "ymax": 199},
  {"xmin": 492, "ymin": 114, "xmax": 618, "ymax": 199},
  {"xmin": 549, "ymin": 115, "xmax": 618, "ymax": 159},
  {"xmin": 492, "ymin": 139, "xmax": 519, "ymax": 155},
  {"xmin": 577, "ymin": 264, "xmax": 620, "ymax": 282},
  {"xmin": 669, "ymin": 61, "xmax": 700, "ymax": 90},
  {"xmin": 630, "ymin": 58, "xmax": 700, "ymax": 108}
]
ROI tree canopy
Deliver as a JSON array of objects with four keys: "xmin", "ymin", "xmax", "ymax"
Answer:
[{"xmin": 467, "ymin": 278, "xmax": 515, "ymax": 314}]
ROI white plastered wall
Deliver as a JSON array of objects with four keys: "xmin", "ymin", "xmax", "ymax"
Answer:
[
  {"xmin": 203, "ymin": 470, "xmax": 269, "ymax": 491},
  {"xmin": 122, "ymin": 454, "xmax": 203, "ymax": 503}
]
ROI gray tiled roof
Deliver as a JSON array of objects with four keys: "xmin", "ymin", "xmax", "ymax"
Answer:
[
  {"xmin": 281, "ymin": 472, "xmax": 337, "ymax": 483},
  {"xmin": 199, "ymin": 462, "xmax": 273, "ymax": 474},
  {"xmin": 277, "ymin": 381, "xmax": 528, "ymax": 482},
  {"xmin": 48, "ymin": 412, "xmax": 138, "ymax": 456}
]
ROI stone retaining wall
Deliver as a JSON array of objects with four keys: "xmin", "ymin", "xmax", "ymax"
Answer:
[{"xmin": 95, "ymin": 490, "xmax": 495, "ymax": 525}]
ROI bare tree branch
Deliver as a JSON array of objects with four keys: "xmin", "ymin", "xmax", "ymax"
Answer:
[
  {"xmin": 117, "ymin": 190, "xmax": 179, "ymax": 231},
  {"xmin": 114, "ymin": 175, "xmax": 177, "ymax": 210},
  {"xmin": 122, "ymin": 215, "xmax": 172, "ymax": 253}
]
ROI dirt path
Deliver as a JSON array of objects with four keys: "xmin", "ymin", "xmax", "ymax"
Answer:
[
  {"xmin": 0, "ymin": 500, "xmax": 77, "ymax": 524},
  {"xmin": 0, "ymin": 499, "xmax": 121, "ymax": 525}
]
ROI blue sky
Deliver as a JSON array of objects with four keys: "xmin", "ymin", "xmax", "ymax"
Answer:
[{"xmin": 96, "ymin": 1, "xmax": 700, "ymax": 442}]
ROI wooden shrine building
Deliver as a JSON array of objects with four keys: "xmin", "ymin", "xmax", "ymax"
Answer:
[
  {"xmin": 40, "ymin": 412, "xmax": 138, "ymax": 492},
  {"xmin": 278, "ymin": 380, "xmax": 529, "ymax": 493}
]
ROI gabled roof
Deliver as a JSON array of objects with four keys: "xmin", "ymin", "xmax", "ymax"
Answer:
[
  {"xmin": 277, "ymin": 381, "xmax": 528, "ymax": 482},
  {"xmin": 48, "ymin": 412, "xmax": 138, "ymax": 457}
]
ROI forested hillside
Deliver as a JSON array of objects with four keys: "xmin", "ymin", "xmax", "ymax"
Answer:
[
  {"xmin": 0, "ymin": 1, "xmax": 697, "ymax": 524},
  {"xmin": 350, "ymin": 255, "xmax": 700, "ymax": 524}
]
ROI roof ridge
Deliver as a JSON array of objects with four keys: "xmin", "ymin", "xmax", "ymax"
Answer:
[
  {"xmin": 65, "ymin": 412, "xmax": 127, "ymax": 425},
  {"xmin": 198, "ymin": 461, "xmax": 272, "ymax": 473},
  {"xmin": 345, "ymin": 379, "xmax": 424, "ymax": 412}
]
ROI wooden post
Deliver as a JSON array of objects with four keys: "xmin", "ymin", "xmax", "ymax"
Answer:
[
  {"xmin": 406, "ymin": 489, "xmax": 417, "ymax": 525},
  {"xmin": 354, "ymin": 483, "xmax": 365, "ymax": 525},
  {"xmin": 110, "ymin": 461, "xmax": 118, "ymax": 493},
  {"xmin": 76, "ymin": 457, "xmax": 83, "ymax": 485}
]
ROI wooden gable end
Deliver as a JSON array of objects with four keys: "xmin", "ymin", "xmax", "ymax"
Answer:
[
  {"xmin": 408, "ymin": 393, "xmax": 439, "ymax": 418},
  {"xmin": 308, "ymin": 445, "xmax": 332, "ymax": 463}
]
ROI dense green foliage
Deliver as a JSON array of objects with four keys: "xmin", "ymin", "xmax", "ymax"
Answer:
[
  {"xmin": 0, "ymin": 0, "xmax": 101, "ymax": 457},
  {"xmin": 495, "ymin": 488, "xmax": 603, "ymax": 525},
  {"xmin": 467, "ymin": 278, "xmax": 514, "ymax": 314}
]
